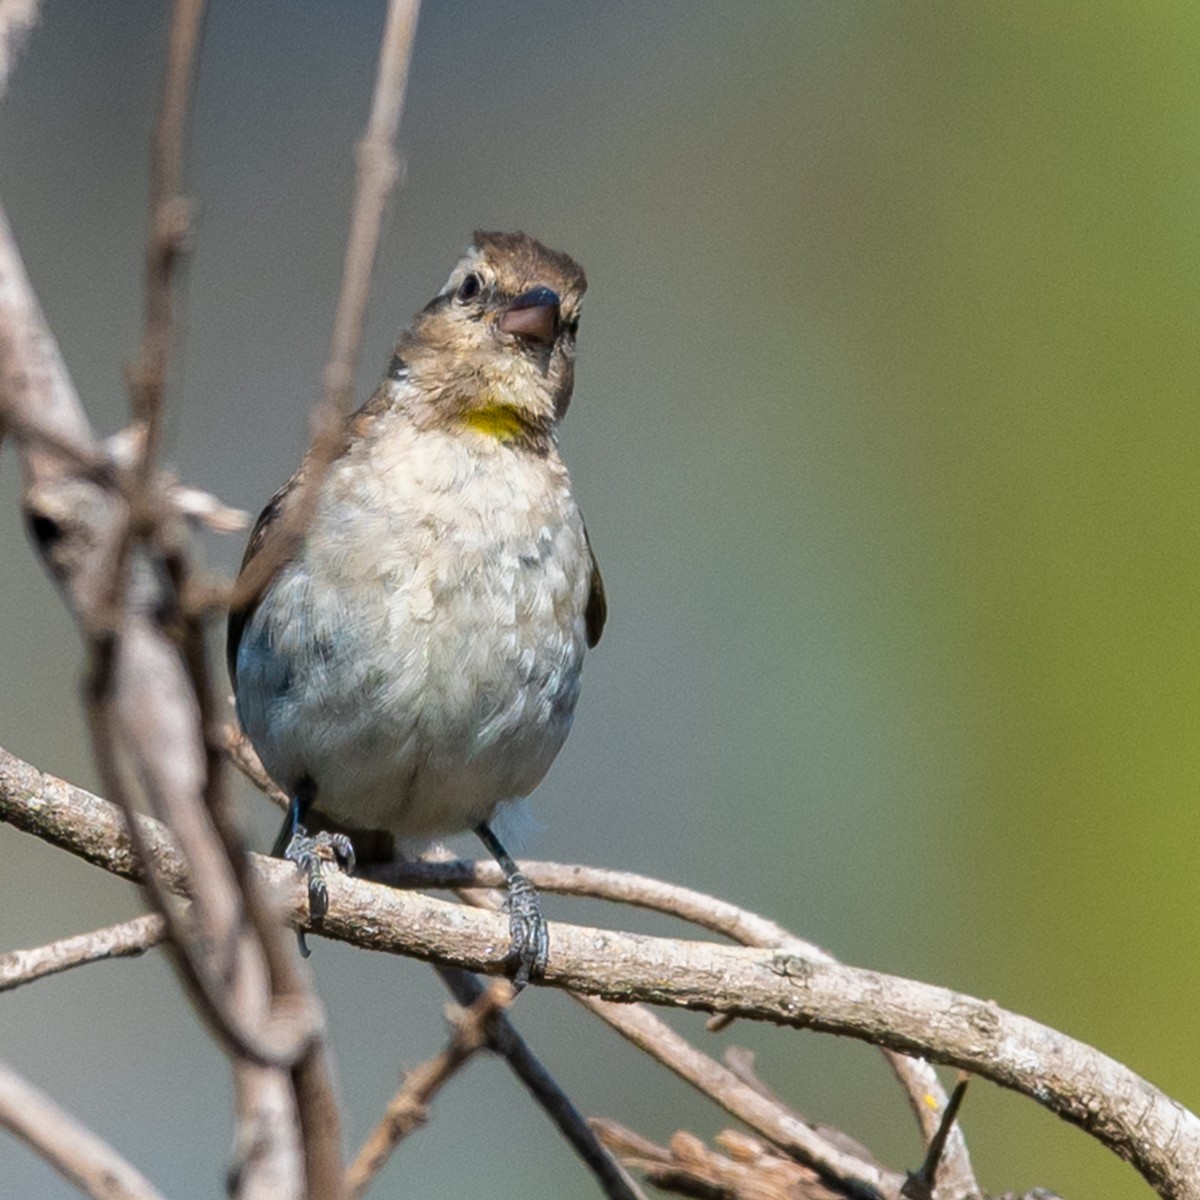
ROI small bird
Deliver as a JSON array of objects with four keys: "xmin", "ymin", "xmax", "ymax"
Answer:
[{"xmin": 227, "ymin": 231, "xmax": 605, "ymax": 985}]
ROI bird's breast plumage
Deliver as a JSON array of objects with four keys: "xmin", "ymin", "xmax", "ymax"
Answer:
[{"xmin": 234, "ymin": 418, "xmax": 592, "ymax": 837}]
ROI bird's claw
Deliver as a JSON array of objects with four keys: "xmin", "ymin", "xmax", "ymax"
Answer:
[
  {"xmin": 503, "ymin": 870, "xmax": 548, "ymax": 989},
  {"xmin": 286, "ymin": 828, "xmax": 355, "ymax": 956}
]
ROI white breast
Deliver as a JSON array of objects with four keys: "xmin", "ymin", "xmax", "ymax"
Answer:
[{"xmin": 236, "ymin": 422, "xmax": 592, "ymax": 837}]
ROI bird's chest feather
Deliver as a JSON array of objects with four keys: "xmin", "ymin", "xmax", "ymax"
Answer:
[
  {"xmin": 314, "ymin": 427, "xmax": 588, "ymax": 678},
  {"xmin": 237, "ymin": 426, "xmax": 590, "ymax": 821}
]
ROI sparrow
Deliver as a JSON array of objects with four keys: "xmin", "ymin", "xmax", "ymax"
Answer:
[{"xmin": 227, "ymin": 231, "xmax": 605, "ymax": 985}]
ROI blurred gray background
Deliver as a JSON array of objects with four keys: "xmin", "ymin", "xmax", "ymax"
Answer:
[{"xmin": 3, "ymin": 3, "xmax": 1199, "ymax": 1197}]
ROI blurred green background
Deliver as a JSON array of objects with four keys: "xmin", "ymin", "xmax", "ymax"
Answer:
[{"xmin": 2, "ymin": 3, "xmax": 1199, "ymax": 1196}]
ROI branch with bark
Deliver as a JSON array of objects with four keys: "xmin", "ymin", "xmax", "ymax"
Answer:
[{"xmin": 0, "ymin": 745, "xmax": 1194, "ymax": 1200}]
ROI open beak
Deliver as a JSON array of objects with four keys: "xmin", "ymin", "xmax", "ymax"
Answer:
[{"xmin": 498, "ymin": 286, "xmax": 560, "ymax": 346}]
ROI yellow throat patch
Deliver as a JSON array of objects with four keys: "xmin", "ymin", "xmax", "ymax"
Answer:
[{"xmin": 462, "ymin": 404, "xmax": 529, "ymax": 441}]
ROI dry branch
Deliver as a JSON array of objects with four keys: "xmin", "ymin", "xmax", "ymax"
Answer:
[
  {"xmin": 346, "ymin": 978, "xmax": 514, "ymax": 1198},
  {"xmin": 380, "ymin": 856, "xmax": 975, "ymax": 1198},
  {"xmin": 0, "ymin": 4, "xmax": 340, "ymax": 1196},
  {"xmin": 0, "ymin": 914, "xmax": 165, "ymax": 992},
  {"xmin": 434, "ymin": 965, "xmax": 648, "ymax": 1200},
  {"xmin": 0, "ymin": 1061, "xmax": 167, "ymax": 1200},
  {"xmin": 4, "ymin": 745, "xmax": 1196, "ymax": 1200}
]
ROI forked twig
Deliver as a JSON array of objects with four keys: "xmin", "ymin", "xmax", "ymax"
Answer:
[{"xmin": 434, "ymin": 966, "xmax": 648, "ymax": 1200}]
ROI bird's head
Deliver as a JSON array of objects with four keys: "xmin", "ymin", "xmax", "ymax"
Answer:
[{"xmin": 392, "ymin": 231, "xmax": 587, "ymax": 442}]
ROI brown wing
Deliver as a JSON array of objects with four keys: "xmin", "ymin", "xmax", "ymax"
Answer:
[
  {"xmin": 225, "ymin": 470, "xmax": 304, "ymax": 686},
  {"xmin": 584, "ymin": 527, "xmax": 606, "ymax": 649}
]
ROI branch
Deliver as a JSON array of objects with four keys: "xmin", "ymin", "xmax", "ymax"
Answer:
[
  {"xmin": 345, "ymin": 979, "xmax": 514, "ymax": 1198},
  {"xmin": 0, "ymin": 0, "xmax": 39, "ymax": 101},
  {"xmin": 0, "ymin": 9, "xmax": 340, "ymax": 1196},
  {"xmin": 5, "ymin": 747, "xmax": 1194, "ymax": 1199},
  {"xmin": 229, "ymin": 0, "xmax": 421, "ymax": 615},
  {"xmin": 126, "ymin": 0, "xmax": 203, "ymax": 455},
  {"xmin": 593, "ymin": 1119, "xmax": 844, "ymax": 1200},
  {"xmin": 381, "ymin": 857, "xmax": 975, "ymax": 1197},
  {"xmin": 435, "ymin": 966, "xmax": 648, "ymax": 1200},
  {"xmin": 0, "ymin": 914, "xmax": 165, "ymax": 992},
  {"xmin": 0, "ymin": 1061, "xmax": 167, "ymax": 1200}
]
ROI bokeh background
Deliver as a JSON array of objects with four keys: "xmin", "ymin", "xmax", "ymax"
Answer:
[{"xmin": 2, "ymin": 3, "xmax": 1199, "ymax": 1196}]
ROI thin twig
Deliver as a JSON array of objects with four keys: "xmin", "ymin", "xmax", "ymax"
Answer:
[
  {"xmin": 224, "ymin": 722, "xmax": 290, "ymax": 809},
  {"xmin": 345, "ymin": 978, "xmax": 513, "ymax": 1199},
  {"xmin": 435, "ymin": 966, "xmax": 648, "ymax": 1200},
  {"xmin": 0, "ymin": 913, "xmax": 165, "ymax": 992},
  {"xmin": 230, "ymin": 0, "xmax": 421, "ymax": 615},
  {"xmin": 128, "ymin": 0, "xmax": 204, "ymax": 452},
  {"xmin": 0, "ymin": 1060, "xmax": 167, "ymax": 1200},
  {"xmin": 902, "ymin": 1076, "xmax": 970, "ymax": 1200},
  {"xmin": 327, "ymin": 0, "xmax": 419, "ymax": 415}
]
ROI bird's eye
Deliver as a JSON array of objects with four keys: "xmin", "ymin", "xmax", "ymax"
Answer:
[{"xmin": 456, "ymin": 273, "xmax": 482, "ymax": 303}]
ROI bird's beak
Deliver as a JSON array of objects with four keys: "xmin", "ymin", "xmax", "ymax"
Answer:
[{"xmin": 498, "ymin": 286, "xmax": 561, "ymax": 346}]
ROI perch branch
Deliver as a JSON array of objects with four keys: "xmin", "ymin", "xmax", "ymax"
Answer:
[
  {"xmin": 6, "ymin": 749, "xmax": 1193, "ymax": 1198},
  {"xmin": 381, "ymin": 857, "xmax": 975, "ymax": 1197}
]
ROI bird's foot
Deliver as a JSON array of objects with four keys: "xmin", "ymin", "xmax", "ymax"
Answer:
[
  {"xmin": 286, "ymin": 827, "xmax": 355, "ymax": 957},
  {"xmin": 502, "ymin": 869, "xmax": 549, "ymax": 989}
]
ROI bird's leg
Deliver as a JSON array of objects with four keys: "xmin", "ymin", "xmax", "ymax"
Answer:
[
  {"xmin": 474, "ymin": 820, "xmax": 548, "ymax": 989},
  {"xmin": 275, "ymin": 779, "xmax": 355, "ymax": 957}
]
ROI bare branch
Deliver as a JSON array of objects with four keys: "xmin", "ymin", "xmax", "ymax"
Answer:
[
  {"xmin": 327, "ymin": 0, "xmax": 420, "ymax": 414},
  {"xmin": 0, "ymin": 10, "xmax": 344, "ymax": 1194},
  {"xmin": 230, "ymin": 0, "xmax": 421, "ymax": 615},
  {"xmin": 127, "ymin": 0, "xmax": 204, "ymax": 454},
  {"xmin": 346, "ymin": 979, "xmax": 514, "ymax": 1199},
  {"xmin": 435, "ymin": 966, "xmax": 648, "ymax": 1200},
  {"xmin": 0, "ymin": 0, "xmax": 39, "ymax": 100},
  {"xmin": 0, "ymin": 914, "xmax": 165, "ymax": 992},
  {"xmin": 382, "ymin": 857, "xmax": 975, "ymax": 1196},
  {"xmin": 4, "ymin": 752, "xmax": 1198, "ymax": 1200},
  {"xmin": 593, "ymin": 1119, "xmax": 844, "ymax": 1200},
  {"xmin": 0, "ymin": 1060, "xmax": 167, "ymax": 1200},
  {"xmin": 379, "ymin": 857, "xmax": 802, "ymax": 948},
  {"xmin": 224, "ymin": 721, "xmax": 290, "ymax": 810}
]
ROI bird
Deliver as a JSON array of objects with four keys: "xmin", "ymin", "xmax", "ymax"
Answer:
[{"xmin": 227, "ymin": 231, "xmax": 605, "ymax": 986}]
